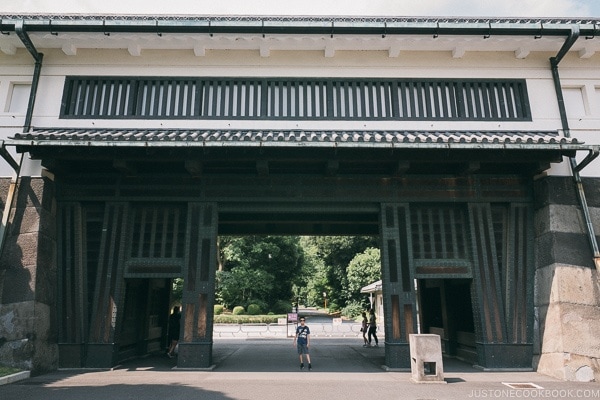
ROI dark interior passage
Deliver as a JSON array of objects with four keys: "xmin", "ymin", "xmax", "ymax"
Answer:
[
  {"xmin": 418, "ymin": 279, "xmax": 476, "ymax": 364},
  {"xmin": 117, "ymin": 279, "xmax": 172, "ymax": 363}
]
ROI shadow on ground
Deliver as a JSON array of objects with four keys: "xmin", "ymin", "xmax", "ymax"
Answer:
[{"xmin": 115, "ymin": 338, "xmax": 475, "ymax": 374}]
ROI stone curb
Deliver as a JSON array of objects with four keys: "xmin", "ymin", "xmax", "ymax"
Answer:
[{"xmin": 0, "ymin": 371, "xmax": 30, "ymax": 386}]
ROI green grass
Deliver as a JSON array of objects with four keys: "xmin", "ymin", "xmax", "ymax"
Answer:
[{"xmin": 0, "ymin": 366, "xmax": 21, "ymax": 378}]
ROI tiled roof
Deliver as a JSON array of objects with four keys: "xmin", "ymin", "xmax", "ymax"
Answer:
[
  {"xmin": 10, "ymin": 128, "xmax": 585, "ymax": 150},
  {"xmin": 0, "ymin": 15, "xmax": 598, "ymax": 25}
]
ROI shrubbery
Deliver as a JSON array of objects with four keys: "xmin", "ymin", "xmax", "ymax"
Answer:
[
  {"xmin": 272, "ymin": 300, "xmax": 292, "ymax": 314},
  {"xmin": 341, "ymin": 300, "xmax": 364, "ymax": 319},
  {"xmin": 214, "ymin": 304, "xmax": 225, "ymax": 315},
  {"xmin": 247, "ymin": 303, "xmax": 262, "ymax": 315},
  {"xmin": 328, "ymin": 302, "xmax": 340, "ymax": 313},
  {"xmin": 214, "ymin": 314, "xmax": 285, "ymax": 324},
  {"xmin": 232, "ymin": 306, "xmax": 245, "ymax": 315}
]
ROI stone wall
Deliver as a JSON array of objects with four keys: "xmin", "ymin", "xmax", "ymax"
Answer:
[
  {"xmin": 534, "ymin": 176, "xmax": 600, "ymax": 382},
  {"xmin": 0, "ymin": 176, "xmax": 57, "ymax": 374}
]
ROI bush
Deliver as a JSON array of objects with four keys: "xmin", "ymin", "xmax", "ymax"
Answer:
[
  {"xmin": 328, "ymin": 302, "xmax": 340, "ymax": 313},
  {"xmin": 271, "ymin": 300, "xmax": 292, "ymax": 314},
  {"xmin": 245, "ymin": 299, "xmax": 268, "ymax": 313},
  {"xmin": 232, "ymin": 306, "xmax": 245, "ymax": 315},
  {"xmin": 342, "ymin": 300, "xmax": 364, "ymax": 319},
  {"xmin": 214, "ymin": 304, "xmax": 225, "ymax": 315},
  {"xmin": 247, "ymin": 303, "xmax": 262, "ymax": 315},
  {"xmin": 214, "ymin": 314, "xmax": 285, "ymax": 324}
]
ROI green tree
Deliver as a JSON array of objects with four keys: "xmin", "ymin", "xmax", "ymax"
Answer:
[
  {"xmin": 345, "ymin": 247, "xmax": 381, "ymax": 302},
  {"xmin": 216, "ymin": 266, "xmax": 273, "ymax": 309},
  {"xmin": 217, "ymin": 236, "xmax": 304, "ymax": 309},
  {"xmin": 295, "ymin": 237, "xmax": 329, "ymax": 307},
  {"xmin": 303, "ymin": 236, "xmax": 378, "ymax": 308},
  {"xmin": 171, "ymin": 277, "xmax": 183, "ymax": 306}
]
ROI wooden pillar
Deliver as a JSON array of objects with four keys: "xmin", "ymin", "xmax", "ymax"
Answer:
[
  {"xmin": 380, "ymin": 203, "xmax": 417, "ymax": 369},
  {"xmin": 178, "ymin": 202, "xmax": 218, "ymax": 369},
  {"xmin": 86, "ymin": 202, "xmax": 128, "ymax": 368},
  {"xmin": 468, "ymin": 203, "xmax": 533, "ymax": 369},
  {"xmin": 57, "ymin": 202, "xmax": 87, "ymax": 367}
]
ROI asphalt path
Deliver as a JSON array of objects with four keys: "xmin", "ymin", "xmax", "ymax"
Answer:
[{"xmin": 3, "ymin": 337, "xmax": 600, "ymax": 400}]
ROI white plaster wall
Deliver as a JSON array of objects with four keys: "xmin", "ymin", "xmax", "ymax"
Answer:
[
  {"xmin": 550, "ymin": 54, "xmax": 600, "ymax": 177},
  {"xmin": 1, "ymin": 43, "xmax": 600, "ymax": 178},
  {"xmin": 0, "ymin": 52, "xmax": 34, "ymax": 177},
  {"xmin": 28, "ymin": 48, "xmax": 565, "ymax": 130}
]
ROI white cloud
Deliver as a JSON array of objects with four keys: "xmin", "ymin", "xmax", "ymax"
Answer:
[{"xmin": 2, "ymin": 0, "xmax": 597, "ymax": 17}]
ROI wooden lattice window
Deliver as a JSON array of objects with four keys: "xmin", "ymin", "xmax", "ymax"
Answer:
[
  {"xmin": 129, "ymin": 204, "xmax": 186, "ymax": 259},
  {"xmin": 410, "ymin": 205, "xmax": 470, "ymax": 260},
  {"xmin": 61, "ymin": 76, "xmax": 531, "ymax": 121}
]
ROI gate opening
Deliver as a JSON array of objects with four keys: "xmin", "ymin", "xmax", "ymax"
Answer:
[{"xmin": 417, "ymin": 279, "xmax": 476, "ymax": 364}]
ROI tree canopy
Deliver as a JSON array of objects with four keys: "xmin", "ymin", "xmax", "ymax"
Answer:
[{"xmin": 215, "ymin": 235, "xmax": 379, "ymax": 314}]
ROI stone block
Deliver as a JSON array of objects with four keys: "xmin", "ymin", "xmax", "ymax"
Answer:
[
  {"xmin": 7, "ymin": 232, "xmax": 41, "ymax": 268},
  {"xmin": 1, "ymin": 263, "xmax": 35, "ymax": 303},
  {"xmin": 536, "ymin": 265, "xmax": 600, "ymax": 382},
  {"xmin": 14, "ymin": 177, "xmax": 55, "ymax": 213},
  {"xmin": 409, "ymin": 334, "xmax": 446, "ymax": 383},
  {"xmin": 589, "ymin": 206, "xmax": 600, "ymax": 236},
  {"xmin": 536, "ymin": 265, "xmax": 600, "ymax": 307},
  {"xmin": 0, "ymin": 301, "xmax": 36, "ymax": 341},
  {"xmin": 0, "ymin": 178, "xmax": 9, "ymax": 206},
  {"xmin": 557, "ymin": 303, "xmax": 600, "ymax": 356},
  {"xmin": 535, "ymin": 204, "xmax": 583, "ymax": 236},
  {"xmin": 538, "ymin": 352, "xmax": 600, "ymax": 382},
  {"xmin": 9, "ymin": 207, "xmax": 42, "ymax": 235},
  {"xmin": 535, "ymin": 233, "xmax": 594, "ymax": 269},
  {"xmin": 538, "ymin": 303, "xmax": 564, "ymax": 354},
  {"xmin": 583, "ymin": 178, "xmax": 600, "ymax": 208},
  {"xmin": 534, "ymin": 176, "xmax": 578, "ymax": 209}
]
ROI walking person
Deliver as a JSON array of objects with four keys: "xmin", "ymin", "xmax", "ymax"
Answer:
[
  {"xmin": 361, "ymin": 311, "xmax": 369, "ymax": 347},
  {"xmin": 368, "ymin": 308, "xmax": 379, "ymax": 347},
  {"xmin": 293, "ymin": 317, "xmax": 312, "ymax": 370},
  {"xmin": 167, "ymin": 306, "xmax": 181, "ymax": 358}
]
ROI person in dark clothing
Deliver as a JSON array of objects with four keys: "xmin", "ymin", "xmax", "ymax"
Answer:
[
  {"xmin": 293, "ymin": 317, "xmax": 312, "ymax": 370},
  {"xmin": 167, "ymin": 306, "xmax": 181, "ymax": 358},
  {"xmin": 368, "ymin": 308, "xmax": 379, "ymax": 347}
]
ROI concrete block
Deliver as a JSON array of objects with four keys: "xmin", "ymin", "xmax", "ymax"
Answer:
[
  {"xmin": 0, "ymin": 370, "xmax": 30, "ymax": 386},
  {"xmin": 409, "ymin": 334, "xmax": 446, "ymax": 383}
]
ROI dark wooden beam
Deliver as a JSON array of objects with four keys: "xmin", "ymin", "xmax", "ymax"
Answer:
[
  {"xmin": 394, "ymin": 160, "xmax": 410, "ymax": 176},
  {"xmin": 460, "ymin": 161, "xmax": 480, "ymax": 175},
  {"xmin": 256, "ymin": 160, "xmax": 269, "ymax": 176},
  {"xmin": 326, "ymin": 159, "xmax": 339, "ymax": 176},
  {"xmin": 113, "ymin": 159, "xmax": 137, "ymax": 176},
  {"xmin": 185, "ymin": 160, "xmax": 203, "ymax": 178},
  {"xmin": 530, "ymin": 162, "xmax": 551, "ymax": 175}
]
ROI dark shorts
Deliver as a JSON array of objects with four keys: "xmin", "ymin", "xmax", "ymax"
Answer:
[{"xmin": 297, "ymin": 343, "xmax": 309, "ymax": 355}]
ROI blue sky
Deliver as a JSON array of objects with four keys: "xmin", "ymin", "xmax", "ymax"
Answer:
[{"xmin": 4, "ymin": 0, "xmax": 600, "ymax": 18}]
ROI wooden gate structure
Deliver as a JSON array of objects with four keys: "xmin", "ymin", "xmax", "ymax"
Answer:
[
  {"xmin": 14, "ymin": 118, "xmax": 574, "ymax": 369},
  {"xmin": 2, "ymin": 14, "xmax": 600, "ymax": 380}
]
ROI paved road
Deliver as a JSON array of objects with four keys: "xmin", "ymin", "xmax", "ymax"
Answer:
[{"xmin": 3, "ymin": 338, "xmax": 600, "ymax": 400}]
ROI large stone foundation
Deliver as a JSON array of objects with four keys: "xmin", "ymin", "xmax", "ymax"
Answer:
[
  {"xmin": 535, "ymin": 265, "xmax": 600, "ymax": 382},
  {"xmin": 534, "ymin": 177, "xmax": 600, "ymax": 382},
  {"xmin": 0, "ymin": 177, "xmax": 57, "ymax": 375}
]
